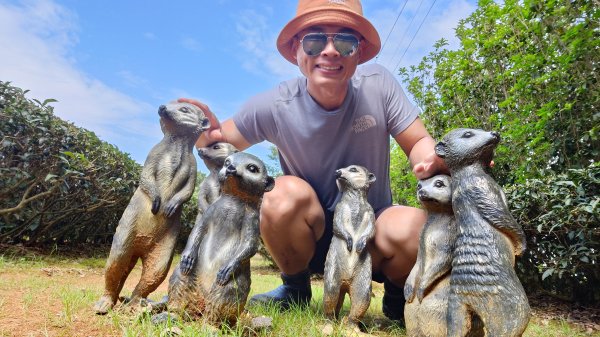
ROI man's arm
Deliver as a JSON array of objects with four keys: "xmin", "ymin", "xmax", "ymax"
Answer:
[
  {"xmin": 393, "ymin": 117, "xmax": 448, "ymax": 180},
  {"xmin": 178, "ymin": 98, "xmax": 252, "ymax": 151}
]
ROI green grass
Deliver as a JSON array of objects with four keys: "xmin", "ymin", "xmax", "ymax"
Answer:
[{"xmin": 0, "ymin": 250, "xmax": 597, "ymax": 337}]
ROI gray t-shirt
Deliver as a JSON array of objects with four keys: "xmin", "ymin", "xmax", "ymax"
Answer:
[{"xmin": 233, "ymin": 63, "xmax": 419, "ymax": 212}]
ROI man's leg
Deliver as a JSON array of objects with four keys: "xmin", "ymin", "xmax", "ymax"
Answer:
[
  {"xmin": 249, "ymin": 176, "xmax": 326, "ymax": 309},
  {"xmin": 370, "ymin": 205, "xmax": 426, "ymax": 322}
]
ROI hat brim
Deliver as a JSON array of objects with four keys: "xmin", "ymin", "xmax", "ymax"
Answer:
[{"xmin": 277, "ymin": 7, "xmax": 381, "ymax": 65}]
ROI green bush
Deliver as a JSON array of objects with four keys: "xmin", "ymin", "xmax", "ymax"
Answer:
[
  {"xmin": 508, "ymin": 163, "xmax": 599, "ymax": 303},
  {"xmin": 0, "ymin": 81, "xmax": 140, "ymax": 245}
]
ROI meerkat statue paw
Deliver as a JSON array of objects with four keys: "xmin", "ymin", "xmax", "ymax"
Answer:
[
  {"xmin": 151, "ymin": 196, "xmax": 161, "ymax": 214},
  {"xmin": 180, "ymin": 254, "xmax": 196, "ymax": 275}
]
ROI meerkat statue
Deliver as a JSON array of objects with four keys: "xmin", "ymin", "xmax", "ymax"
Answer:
[
  {"xmin": 177, "ymin": 142, "xmax": 240, "ymax": 270},
  {"xmin": 435, "ymin": 128, "xmax": 530, "ymax": 337},
  {"xmin": 405, "ymin": 175, "xmax": 483, "ymax": 337},
  {"xmin": 94, "ymin": 102, "xmax": 209, "ymax": 314},
  {"xmin": 165, "ymin": 152, "xmax": 274, "ymax": 325},
  {"xmin": 323, "ymin": 165, "xmax": 376, "ymax": 329}
]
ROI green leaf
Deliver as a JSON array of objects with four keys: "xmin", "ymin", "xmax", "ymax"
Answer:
[
  {"xmin": 542, "ymin": 268, "xmax": 554, "ymax": 280},
  {"xmin": 44, "ymin": 174, "xmax": 58, "ymax": 182}
]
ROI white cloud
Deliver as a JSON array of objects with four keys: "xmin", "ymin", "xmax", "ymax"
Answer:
[
  {"xmin": 181, "ymin": 36, "xmax": 202, "ymax": 52},
  {"xmin": 0, "ymin": 0, "xmax": 160, "ymax": 163},
  {"xmin": 235, "ymin": 8, "xmax": 299, "ymax": 80}
]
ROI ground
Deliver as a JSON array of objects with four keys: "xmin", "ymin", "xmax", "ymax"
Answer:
[{"xmin": 0, "ymin": 244, "xmax": 598, "ymax": 336}]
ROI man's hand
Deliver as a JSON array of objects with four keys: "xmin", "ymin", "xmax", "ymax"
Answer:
[
  {"xmin": 413, "ymin": 152, "xmax": 494, "ymax": 179},
  {"xmin": 412, "ymin": 151, "xmax": 449, "ymax": 180},
  {"xmin": 178, "ymin": 98, "xmax": 224, "ymax": 144}
]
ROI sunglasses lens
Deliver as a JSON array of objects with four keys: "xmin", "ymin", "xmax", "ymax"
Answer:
[
  {"xmin": 334, "ymin": 34, "xmax": 359, "ymax": 57},
  {"xmin": 302, "ymin": 34, "xmax": 327, "ymax": 56},
  {"xmin": 301, "ymin": 33, "xmax": 359, "ymax": 57}
]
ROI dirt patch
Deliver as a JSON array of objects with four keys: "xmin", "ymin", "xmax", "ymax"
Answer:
[{"xmin": 0, "ymin": 262, "xmax": 170, "ymax": 337}]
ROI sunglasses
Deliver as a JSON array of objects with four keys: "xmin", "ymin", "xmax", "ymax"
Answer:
[{"xmin": 299, "ymin": 32, "xmax": 360, "ymax": 57}]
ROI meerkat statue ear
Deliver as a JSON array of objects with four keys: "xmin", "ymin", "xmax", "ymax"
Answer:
[
  {"xmin": 264, "ymin": 176, "xmax": 275, "ymax": 192},
  {"xmin": 435, "ymin": 142, "xmax": 447, "ymax": 158},
  {"xmin": 368, "ymin": 172, "xmax": 376, "ymax": 184}
]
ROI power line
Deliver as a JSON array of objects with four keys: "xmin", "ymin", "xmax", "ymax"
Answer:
[
  {"xmin": 394, "ymin": 0, "xmax": 438, "ymax": 71},
  {"xmin": 384, "ymin": 0, "xmax": 426, "ymax": 69},
  {"xmin": 375, "ymin": 0, "xmax": 409, "ymax": 63}
]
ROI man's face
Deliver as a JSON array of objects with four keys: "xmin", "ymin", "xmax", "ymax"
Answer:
[{"xmin": 293, "ymin": 25, "xmax": 363, "ymax": 90}]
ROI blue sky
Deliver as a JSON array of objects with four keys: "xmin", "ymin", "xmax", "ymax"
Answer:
[{"xmin": 0, "ymin": 0, "xmax": 476, "ymax": 173}]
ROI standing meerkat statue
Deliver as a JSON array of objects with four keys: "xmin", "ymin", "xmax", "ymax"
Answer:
[
  {"xmin": 94, "ymin": 102, "xmax": 209, "ymax": 314},
  {"xmin": 323, "ymin": 165, "xmax": 376, "ymax": 330},
  {"xmin": 166, "ymin": 152, "xmax": 274, "ymax": 324},
  {"xmin": 404, "ymin": 175, "xmax": 483, "ymax": 337},
  {"xmin": 178, "ymin": 142, "xmax": 239, "ymax": 269},
  {"xmin": 435, "ymin": 128, "xmax": 530, "ymax": 337}
]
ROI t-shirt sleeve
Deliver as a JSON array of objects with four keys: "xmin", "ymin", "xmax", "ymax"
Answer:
[
  {"xmin": 232, "ymin": 91, "xmax": 279, "ymax": 145},
  {"xmin": 380, "ymin": 66, "xmax": 421, "ymax": 137}
]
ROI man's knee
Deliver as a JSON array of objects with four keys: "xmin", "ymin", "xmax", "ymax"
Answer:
[
  {"xmin": 261, "ymin": 176, "xmax": 324, "ymax": 234},
  {"xmin": 375, "ymin": 206, "xmax": 426, "ymax": 255},
  {"xmin": 371, "ymin": 206, "xmax": 426, "ymax": 283}
]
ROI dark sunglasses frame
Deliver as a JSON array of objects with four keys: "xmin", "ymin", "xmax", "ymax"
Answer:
[{"xmin": 299, "ymin": 32, "xmax": 361, "ymax": 57}]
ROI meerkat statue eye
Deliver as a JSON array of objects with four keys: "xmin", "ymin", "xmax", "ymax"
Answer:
[
  {"xmin": 434, "ymin": 180, "xmax": 446, "ymax": 188},
  {"xmin": 247, "ymin": 164, "xmax": 259, "ymax": 173},
  {"xmin": 349, "ymin": 167, "xmax": 358, "ymax": 172},
  {"xmin": 462, "ymin": 131, "xmax": 473, "ymax": 138},
  {"xmin": 213, "ymin": 144, "xmax": 221, "ymax": 150},
  {"xmin": 224, "ymin": 159, "xmax": 231, "ymax": 166},
  {"xmin": 180, "ymin": 107, "xmax": 190, "ymax": 113}
]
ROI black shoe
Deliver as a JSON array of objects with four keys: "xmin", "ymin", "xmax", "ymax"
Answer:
[
  {"xmin": 382, "ymin": 280, "xmax": 406, "ymax": 325},
  {"xmin": 248, "ymin": 269, "xmax": 312, "ymax": 310}
]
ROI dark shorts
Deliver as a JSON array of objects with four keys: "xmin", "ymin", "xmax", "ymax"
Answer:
[
  {"xmin": 308, "ymin": 205, "xmax": 388, "ymax": 283},
  {"xmin": 308, "ymin": 208, "xmax": 334, "ymax": 275}
]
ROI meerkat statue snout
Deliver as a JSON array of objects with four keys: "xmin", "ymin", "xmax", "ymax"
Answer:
[
  {"xmin": 166, "ymin": 152, "xmax": 274, "ymax": 324},
  {"xmin": 94, "ymin": 102, "xmax": 209, "ymax": 314},
  {"xmin": 435, "ymin": 128, "xmax": 530, "ymax": 337},
  {"xmin": 323, "ymin": 165, "xmax": 376, "ymax": 329}
]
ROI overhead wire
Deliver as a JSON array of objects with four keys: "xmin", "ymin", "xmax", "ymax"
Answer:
[
  {"xmin": 393, "ymin": 0, "xmax": 438, "ymax": 72},
  {"xmin": 375, "ymin": 0, "xmax": 409, "ymax": 63},
  {"xmin": 383, "ymin": 0, "xmax": 426, "ymax": 69}
]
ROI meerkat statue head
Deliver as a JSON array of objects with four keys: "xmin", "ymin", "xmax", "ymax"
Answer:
[
  {"xmin": 435, "ymin": 128, "xmax": 500, "ymax": 169},
  {"xmin": 198, "ymin": 142, "xmax": 239, "ymax": 172},
  {"xmin": 335, "ymin": 165, "xmax": 376, "ymax": 193},
  {"xmin": 158, "ymin": 102, "xmax": 210, "ymax": 137},
  {"xmin": 218, "ymin": 152, "xmax": 275, "ymax": 198},
  {"xmin": 417, "ymin": 174, "xmax": 452, "ymax": 213}
]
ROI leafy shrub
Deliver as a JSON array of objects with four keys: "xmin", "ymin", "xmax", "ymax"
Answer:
[
  {"xmin": 508, "ymin": 163, "xmax": 599, "ymax": 303},
  {"xmin": 0, "ymin": 81, "xmax": 140, "ymax": 245}
]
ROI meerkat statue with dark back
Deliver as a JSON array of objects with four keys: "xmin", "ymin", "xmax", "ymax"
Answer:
[
  {"xmin": 94, "ymin": 102, "xmax": 209, "ymax": 314},
  {"xmin": 435, "ymin": 128, "xmax": 530, "ymax": 337},
  {"xmin": 323, "ymin": 165, "xmax": 376, "ymax": 329},
  {"xmin": 167, "ymin": 152, "xmax": 274, "ymax": 324}
]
